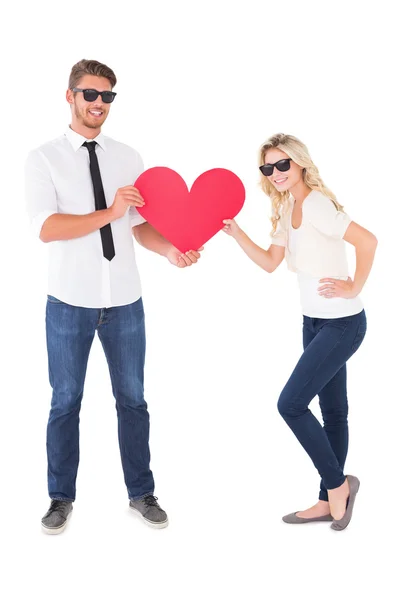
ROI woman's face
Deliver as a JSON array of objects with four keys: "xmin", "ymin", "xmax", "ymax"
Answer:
[{"xmin": 263, "ymin": 148, "xmax": 304, "ymax": 193}]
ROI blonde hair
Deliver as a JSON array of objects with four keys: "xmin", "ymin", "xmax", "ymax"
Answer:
[{"xmin": 258, "ymin": 133, "xmax": 344, "ymax": 235}]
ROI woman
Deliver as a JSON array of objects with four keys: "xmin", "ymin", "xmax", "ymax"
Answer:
[{"xmin": 223, "ymin": 133, "xmax": 377, "ymax": 531}]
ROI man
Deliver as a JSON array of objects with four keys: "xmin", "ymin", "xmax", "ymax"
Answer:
[{"xmin": 25, "ymin": 59, "xmax": 202, "ymax": 534}]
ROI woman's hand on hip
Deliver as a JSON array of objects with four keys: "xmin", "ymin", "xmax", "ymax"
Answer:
[{"xmin": 318, "ymin": 277, "xmax": 360, "ymax": 299}]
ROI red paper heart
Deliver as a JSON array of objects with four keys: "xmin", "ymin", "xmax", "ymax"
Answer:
[{"xmin": 134, "ymin": 167, "xmax": 245, "ymax": 253}]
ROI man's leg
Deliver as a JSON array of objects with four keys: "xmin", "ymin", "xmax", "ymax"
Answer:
[
  {"xmin": 46, "ymin": 296, "xmax": 97, "ymax": 501},
  {"xmin": 97, "ymin": 298, "xmax": 167, "ymax": 528},
  {"xmin": 97, "ymin": 298, "xmax": 154, "ymax": 499}
]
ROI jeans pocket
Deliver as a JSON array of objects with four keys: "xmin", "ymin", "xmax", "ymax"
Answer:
[
  {"xmin": 351, "ymin": 323, "xmax": 367, "ymax": 352},
  {"xmin": 47, "ymin": 294, "xmax": 63, "ymax": 304}
]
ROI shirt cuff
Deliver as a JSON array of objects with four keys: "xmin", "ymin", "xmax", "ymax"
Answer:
[
  {"xmin": 130, "ymin": 213, "xmax": 147, "ymax": 227},
  {"xmin": 270, "ymin": 235, "xmax": 286, "ymax": 247},
  {"xmin": 334, "ymin": 213, "xmax": 352, "ymax": 239},
  {"xmin": 31, "ymin": 210, "xmax": 58, "ymax": 238}
]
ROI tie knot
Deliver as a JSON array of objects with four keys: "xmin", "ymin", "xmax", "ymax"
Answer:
[{"xmin": 83, "ymin": 141, "xmax": 97, "ymax": 152}]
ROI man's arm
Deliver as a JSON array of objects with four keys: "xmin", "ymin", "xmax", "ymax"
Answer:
[
  {"xmin": 40, "ymin": 209, "xmax": 115, "ymax": 242},
  {"xmin": 132, "ymin": 222, "xmax": 172, "ymax": 256},
  {"xmin": 133, "ymin": 222, "xmax": 202, "ymax": 267},
  {"xmin": 38, "ymin": 182, "xmax": 143, "ymax": 242}
]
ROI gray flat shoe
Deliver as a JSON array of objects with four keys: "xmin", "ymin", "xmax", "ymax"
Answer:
[
  {"xmin": 331, "ymin": 475, "xmax": 360, "ymax": 531},
  {"xmin": 282, "ymin": 512, "xmax": 333, "ymax": 524}
]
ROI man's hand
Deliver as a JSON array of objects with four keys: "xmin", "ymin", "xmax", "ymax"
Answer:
[
  {"xmin": 166, "ymin": 246, "xmax": 204, "ymax": 268},
  {"xmin": 110, "ymin": 185, "xmax": 145, "ymax": 220}
]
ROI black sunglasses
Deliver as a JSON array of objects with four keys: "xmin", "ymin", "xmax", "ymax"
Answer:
[
  {"xmin": 72, "ymin": 88, "xmax": 117, "ymax": 103},
  {"xmin": 259, "ymin": 158, "xmax": 292, "ymax": 177}
]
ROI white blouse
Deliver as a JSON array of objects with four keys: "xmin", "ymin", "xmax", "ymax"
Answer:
[{"xmin": 272, "ymin": 190, "xmax": 364, "ymax": 318}]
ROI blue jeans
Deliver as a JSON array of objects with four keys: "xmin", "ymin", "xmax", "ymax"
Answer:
[
  {"xmin": 45, "ymin": 295, "xmax": 154, "ymax": 501},
  {"xmin": 277, "ymin": 309, "xmax": 367, "ymax": 501}
]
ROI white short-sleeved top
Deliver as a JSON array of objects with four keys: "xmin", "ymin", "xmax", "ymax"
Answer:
[
  {"xmin": 271, "ymin": 189, "xmax": 364, "ymax": 318},
  {"xmin": 271, "ymin": 190, "xmax": 352, "ymax": 277},
  {"xmin": 25, "ymin": 127, "xmax": 146, "ymax": 309}
]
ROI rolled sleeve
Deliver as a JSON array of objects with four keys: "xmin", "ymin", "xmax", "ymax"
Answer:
[
  {"xmin": 130, "ymin": 150, "xmax": 147, "ymax": 227},
  {"xmin": 130, "ymin": 208, "xmax": 147, "ymax": 227},
  {"xmin": 25, "ymin": 150, "xmax": 58, "ymax": 238},
  {"xmin": 31, "ymin": 209, "xmax": 58, "ymax": 238},
  {"xmin": 304, "ymin": 194, "xmax": 351, "ymax": 239}
]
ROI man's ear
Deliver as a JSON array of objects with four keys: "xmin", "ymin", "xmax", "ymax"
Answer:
[{"xmin": 66, "ymin": 89, "xmax": 74, "ymax": 105}]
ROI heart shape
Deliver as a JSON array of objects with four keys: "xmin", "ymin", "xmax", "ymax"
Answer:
[{"xmin": 134, "ymin": 167, "xmax": 245, "ymax": 253}]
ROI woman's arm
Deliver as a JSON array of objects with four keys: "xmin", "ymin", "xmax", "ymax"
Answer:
[
  {"xmin": 318, "ymin": 221, "xmax": 378, "ymax": 298},
  {"xmin": 222, "ymin": 219, "xmax": 285, "ymax": 273},
  {"xmin": 344, "ymin": 222, "xmax": 378, "ymax": 294}
]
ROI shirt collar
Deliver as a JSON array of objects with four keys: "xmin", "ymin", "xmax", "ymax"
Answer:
[{"xmin": 65, "ymin": 126, "xmax": 107, "ymax": 152}]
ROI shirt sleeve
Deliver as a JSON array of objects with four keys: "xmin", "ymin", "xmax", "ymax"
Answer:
[
  {"xmin": 270, "ymin": 214, "xmax": 287, "ymax": 247},
  {"xmin": 130, "ymin": 150, "xmax": 147, "ymax": 227},
  {"xmin": 25, "ymin": 150, "xmax": 58, "ymax": 238},
  {"xmin": 303, "ymin": 194, "xmax": 351, "ymax": 239}
]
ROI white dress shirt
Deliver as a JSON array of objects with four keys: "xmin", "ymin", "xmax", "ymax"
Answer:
[{"xmin": 25, "ymin": 127, "xmax": 146, "ymax": 308}]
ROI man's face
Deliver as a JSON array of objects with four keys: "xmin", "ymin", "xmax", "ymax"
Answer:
[{"xmin": 67, "ymin": 75, "xmax": 113, "ymax": 129}]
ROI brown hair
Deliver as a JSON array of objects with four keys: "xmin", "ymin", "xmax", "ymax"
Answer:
[{"xmin": 68, "ymin": 59, "xmax": 117, "ymax": 90}]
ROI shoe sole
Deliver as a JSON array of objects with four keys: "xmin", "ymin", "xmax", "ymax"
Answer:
[
  {"xmin": 41, "ymin": 511, "xmax": 72, "ymax": 535},
  {"xmin": 129, "ymin": 506, "xmax": 169, "ymax": 529},
  {"xmin": 282, "ymin": 512, "xmax": 333, "ymax": 524}
]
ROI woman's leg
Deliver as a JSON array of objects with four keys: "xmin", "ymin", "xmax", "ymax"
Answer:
[
  {"xmin": 278, "ymin": 310, "xmax": 366, "ymax": 518},
  {"xmin": 318, "ymin": 364, "xmax": 348, "ymax": 502},
  {"xmin": 292, "ymin": 317, "xmax": 332, "ymax": 518}
]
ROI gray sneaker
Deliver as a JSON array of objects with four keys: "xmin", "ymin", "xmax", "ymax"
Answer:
[
  {"xmin": 129, "ymin": 495, "xmax": 169, "ymax": 529},
  {"xmin": 41, "ymin": 500, "xmax": 73, "ymax": 535}
]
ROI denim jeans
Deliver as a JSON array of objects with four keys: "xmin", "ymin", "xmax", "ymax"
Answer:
[
  {"xmin": 277, "ymin": 309, "xmax": 367, "ymax": 501},
  {"xmin": 45, "ymin": 295, "xmax": 154, "ymax": 501}
]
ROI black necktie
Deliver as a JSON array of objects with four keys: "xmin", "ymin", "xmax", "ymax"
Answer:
[{"xmin": 83, "ymin": 141, "xmax": 115, "ymax": 261}]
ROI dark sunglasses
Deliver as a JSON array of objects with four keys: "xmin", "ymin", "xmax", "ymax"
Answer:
[
  {"xmin": 259, "ymin": 158, "xmax": 292, "ymax": 177},
  {"xmin": 72, "ymin": 88, "xmax": 117, "ymax": 103}
]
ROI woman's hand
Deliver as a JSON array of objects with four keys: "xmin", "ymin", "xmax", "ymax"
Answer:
[
  {"xmin": 222, "ymin": 219, "xmax": 243, "ymax": 240},
  {"xmin": 318, "ymin": 277, "xmax": 360, "ymax": 299}
]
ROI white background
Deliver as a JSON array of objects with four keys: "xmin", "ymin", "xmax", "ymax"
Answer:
[{"xmin": 1, "ymin": 0, "xmax": 398, "ymax": 598}]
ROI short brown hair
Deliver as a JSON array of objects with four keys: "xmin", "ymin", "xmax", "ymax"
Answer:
[{"xmin": 68, "ymin": 59, "xmax": 117, "ymax": 90}]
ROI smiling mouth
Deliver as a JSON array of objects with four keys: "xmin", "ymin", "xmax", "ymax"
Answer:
[
  {"xmin": 88, "ymin": 110, "xmax": 103, "ymax": 117},
  {"xmin": 274, "ymin": 177, "xmax": 288, "ymax": 184}
]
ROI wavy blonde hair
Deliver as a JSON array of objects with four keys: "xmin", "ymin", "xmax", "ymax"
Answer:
[{"xmin": 259, "ymin": 133, "xmax": 344, "ymax": 235}]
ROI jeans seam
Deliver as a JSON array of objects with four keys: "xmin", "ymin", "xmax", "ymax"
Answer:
[
  {"xmin": 351, "ymin": 323, "xmax": 367, "ymax": 352},
  {"xmin": 289, "ymin": 324, "xmax": 350, "ymax": 408}
]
